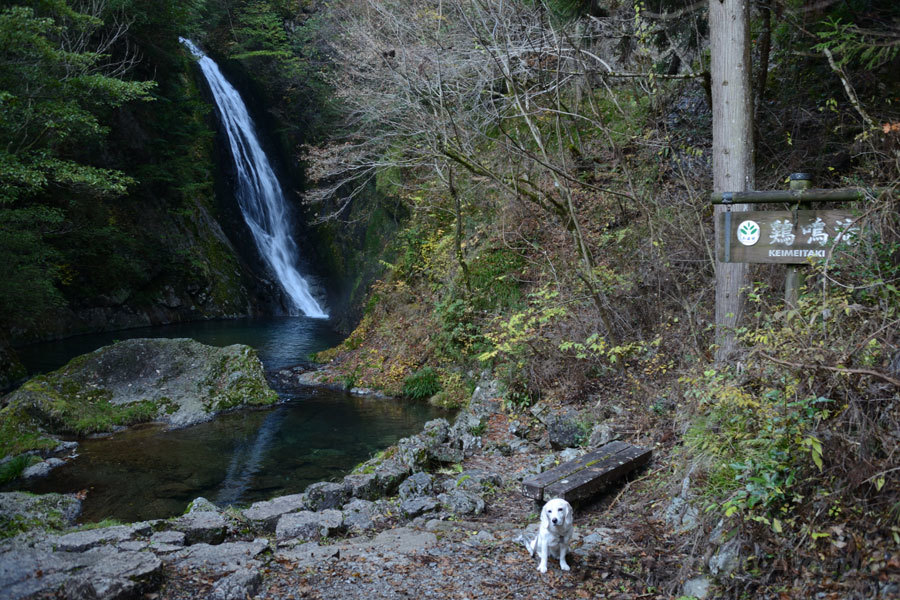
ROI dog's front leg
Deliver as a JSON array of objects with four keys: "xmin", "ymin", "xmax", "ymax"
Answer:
[
  {"xmin": 537, "ymin": 536, "xmax": 549, "ymax": 573},
  {"xmin": 559, "ymin": 541, "xmax": 570, "ymax": 571}
]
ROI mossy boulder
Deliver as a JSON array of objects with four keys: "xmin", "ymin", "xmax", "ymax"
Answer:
[
  {"xmin": 0, "ymin": 338, "xmax": 278, "ymax": 459},
  {"xmin": 0, "ymin": 491, "xmax": 82, "ymax": 539}
]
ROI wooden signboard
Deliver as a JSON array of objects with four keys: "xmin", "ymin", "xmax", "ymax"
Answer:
[{"xmin": 718, "ymin": 210, "xmax": 860, "ymax": 264}]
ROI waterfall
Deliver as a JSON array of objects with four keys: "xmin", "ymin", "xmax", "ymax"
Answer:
[{"xmin": 181, "ymin": 38, "xmax": 328, "ymax": 319}]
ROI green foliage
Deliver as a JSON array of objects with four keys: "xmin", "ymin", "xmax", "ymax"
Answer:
[
  {"xmin": 73, "ymin": 518, "xmax": 123, "ymax": 531},
  {"xmin": 403, "ymin": 367, "xmax": 442, "ymax": 401},
  {"xmin": 232, "ymin": 1, "xmax": 294, "ymax": 60},
  {"xmin": 0, "ymin": 455, "xmax": 39, "ymax": 486},
  {"xmin": 205, "ymin": 0, "xmax": 337, "ymax": 140},
  {"xmin": 0, "ymin": 504, "xmax": 71, "ymax": 539},
  {"xmin": 31, "ymin": 380, "xmax": 160, "ymax": 435},
  {"xmin": 559, "ymin": 334, "xmax": 659, "ymax": 371},
  {"xmin": 0, "ymin": 1, "xmax": 162, "ymax": 330},
  {"xmin": 0, "ymin": 206, "xmax": 66, "ymax": 324},
  {"xmin": 684, "ymin": 369, "xmax": 832, "ymax": 534},
  {"xmin": 428, "ymin": 371, "xmax": 472, "ymax": 410},
  {"xmin": 0, "ymin": 402, "xmax": 60, "ymax": 458},
  {"xmin": 434, "ymin": 297, "xmax": 486, "ymax": 361},
  {"xmin": 478, "ymin": 287, "xmax": 568, "ymax": 363},
  {"xmin": 813, "ymin": 17, "xmax": 900, "ymax": 71},
  {"xmin": 0, "ymin": 376, "xmax": 166, "ymax": 459},
  {"xmin": 0, "ymin": 4, "xmax": 154, "ymax": 203},
  {"xmin": 477, "ymin": 286, "xmax": 569, "ymax": 406},
  {"xmin": 342, "ymin": 365, "xmax": 361, "ymax": 390},
  {"xmin": 467, "ymin": 248, "xmax": 526, "ymax": 312}
]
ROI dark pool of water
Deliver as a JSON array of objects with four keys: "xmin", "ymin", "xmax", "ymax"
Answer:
[
  {"xmin": 17, "ymin": 387, "xmax": 442, "ymax": 523},
  {"xmin": 8, "ymin": 317, "xmax": 447, "ymax": 522},
  {"xmin": 15, "ymin": 316, "xmax": 345, "ymax": 376}
]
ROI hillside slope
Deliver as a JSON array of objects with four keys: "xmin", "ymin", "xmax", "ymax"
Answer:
[{"xmin": 292, "ymin": 0, "xmax": 900, "ymax": 596}]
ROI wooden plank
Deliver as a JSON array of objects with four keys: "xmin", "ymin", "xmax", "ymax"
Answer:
[
  {"xmin": 543, "ymin": 446, "xmax": 652, "ymax": 504},
  {"xmin": 521, "ymin": 441, "xmax": 631, "ymax": 501},
  {"xmin": 709, "ymin": 187, "xmax": 867, "ymax": 205}
]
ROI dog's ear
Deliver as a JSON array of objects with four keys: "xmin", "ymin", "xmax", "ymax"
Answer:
[
  {"xmin": 540, "ymin": 503, "xmax": 550, "ymax": 527},
  {"xmin": 564, "ymin": 501, "xmax": 574, "ymax": 527}
]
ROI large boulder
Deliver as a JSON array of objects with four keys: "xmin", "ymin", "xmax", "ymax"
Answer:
[
  {"xmin": 398, "ymin": 472, "xmax": 434, "ymax": 500},
  {"xmin": 166, "ymin": 538, "xmax": 269, "ymax": 577},
  {"xmin": 53, "ymin": 523, "xmax": 151, "ymax": 552},
  {"xmin": 0, "ymin": 338, "xmax": 278, "ymax": 458},
  {"xmin": 242, "ymin": 493, "xmax": 308, "ymax": 531},
  {"xmin": 351, "ymin": 456, "xmax": 410, "ymax": 499},
  {"xmin": 400, "ymin": 496, "xmax": 440, "ymax": 518},
  {"xmin": 341, "ymin": 473, "xmax": 379, "ymax": 500},
  {"xmin": 209, "ymin": 568, "xmax": 262, "ymax": 600},
  {"xmin": 438, "ymin": 490, "xmax": 485, "ymax": 516},
  {"xmin": 341, "ymin": 499, "xmax": 378, "ymax": 533},
  {"xmin": 305, "ymin": 481, "xmax": 350, "ymax": 511},
  {"xmin": 0, "ymin": 491, "xmax": 82, "ymax": 536},
  {"xmin": 396, "ymin": 419, "xmax": 467, "ymax": 471},
  {"xmin": 544, "ymin": 410, "xmax": 586, "ymax": 450},
  {"xmin": 0, "ymin": 545, "xmax": 161, "ymax": 600},
  {"xmin": 171, "ymin": 510, "xmax": 227, "ymax": 545},
  {"xmin": 443, "ymin": 470, "xmax": 502, "ymax": 494},
  {"xmin": 275, "ymin": 510, "xmax": 343, "ymax": 543}
]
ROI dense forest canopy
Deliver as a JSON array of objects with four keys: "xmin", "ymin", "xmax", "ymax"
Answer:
[
  {"xmin": 0, "ymin": 0, "xmax": 335, "ymax": 341},
  {"xmin": 0, "ymin": 0, "xmax": 221, "ymax": 335}
]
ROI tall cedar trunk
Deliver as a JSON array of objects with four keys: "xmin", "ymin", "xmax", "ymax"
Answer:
[{"xmin": 710, "ymin": 0, "xmax": 754, "ymax": 363}]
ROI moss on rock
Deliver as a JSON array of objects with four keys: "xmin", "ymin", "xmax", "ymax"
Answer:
[
  {"xmin": 0, "ymin": 491, "xmax": 82, "ymax": 539},
  {"xmin": 0, "ymin": 338, "xmax": 278, "ymax": 460}
]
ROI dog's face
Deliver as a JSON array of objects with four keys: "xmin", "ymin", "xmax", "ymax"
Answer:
[{"xmin": 541, "ymin": 498, "xmax": 573, "ymax": 530}]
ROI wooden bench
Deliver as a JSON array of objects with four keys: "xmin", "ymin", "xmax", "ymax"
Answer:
[{"xmin": 522, "ymin": 441, "xmax": 652, "ymax": 505}]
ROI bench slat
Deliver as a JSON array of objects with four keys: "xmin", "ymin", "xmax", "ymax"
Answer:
[
  {"xmin": 543, "ymin": 445, "xmax": 652, "ymax": 503},
  {"xmin": 521, "ymin": 441, "xmax": 632, "ymax": 501}
]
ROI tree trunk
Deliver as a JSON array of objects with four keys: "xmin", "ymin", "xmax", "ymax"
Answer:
[
  {"xmin": 710, "ymin": 0, "xmax": 754, "ymax": 363},
  {"xmin": 446, "ymin": 165, "xmax": 472, "ymax": 294}
]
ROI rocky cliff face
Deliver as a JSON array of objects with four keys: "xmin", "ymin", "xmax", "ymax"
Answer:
[{"xmin": 5, "ymin": 45, "xmax": 292, "ymax": 347}]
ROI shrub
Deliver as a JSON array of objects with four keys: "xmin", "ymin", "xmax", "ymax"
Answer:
[
  {"xmin": 428, "ymin": 371, "xmax": 472, "ymax": 409},
  {"xmin": 0, "ymin": 455, "xmax": 38, "ymax": 485},
  {"xmin": 684, "ymin": 366, "xmax": 832, "ymax": 535},
  {"xmin": 403, "ymin": 367, "xmax": 441, "ymax": 401}
]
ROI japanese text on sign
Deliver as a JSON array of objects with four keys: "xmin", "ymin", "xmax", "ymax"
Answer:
[{"xmin": 718, "ymin": 210, "xmax": 860, "ymax": 264}]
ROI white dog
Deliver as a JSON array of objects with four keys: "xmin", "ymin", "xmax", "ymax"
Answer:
[{"xmin": 527, "ymin": 497, "xmax": 574, "ymax": 573}]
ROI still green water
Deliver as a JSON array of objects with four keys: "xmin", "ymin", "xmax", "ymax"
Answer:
[{"xmin": 11, "ymin": 318, "xmax": 446, "ymax": 523}]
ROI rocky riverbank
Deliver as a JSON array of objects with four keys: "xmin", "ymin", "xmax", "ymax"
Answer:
[
  {"xmin": 0, "ymin": 377, "xmax": 688, "ymax": 600},
  {"xmin": 4, "ymin": 374, "xmax": 891, "ymax": 600}
]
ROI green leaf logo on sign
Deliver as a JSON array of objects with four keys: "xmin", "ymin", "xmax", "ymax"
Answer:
[{"xmin": 737, "ymin": 220, "xmax": 760, "ymax": 246}]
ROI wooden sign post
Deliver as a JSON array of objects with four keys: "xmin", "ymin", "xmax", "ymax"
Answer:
[{"xmin": 711, "ymin": 173, "xmax": 865, "ymax": 307}]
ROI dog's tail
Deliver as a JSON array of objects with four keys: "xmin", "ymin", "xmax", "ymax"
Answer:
[{"xmin": 522, "ymin": 533, "xmax": 536, "ymax": 556}]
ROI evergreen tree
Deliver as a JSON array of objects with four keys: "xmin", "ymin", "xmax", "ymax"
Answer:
[{"xmin": 0, "ymin": 1, "xmax": 154, "ymax": 329}]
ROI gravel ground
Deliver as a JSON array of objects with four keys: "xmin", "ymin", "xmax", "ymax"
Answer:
[{"xmin": 151, "ymin": 421, "xmax": 687, "ymax": 600}]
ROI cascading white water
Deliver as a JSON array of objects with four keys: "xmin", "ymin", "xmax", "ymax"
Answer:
[{"xmin": 181, "ymin": 38, "xmax": 327, "ymax": 319}]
